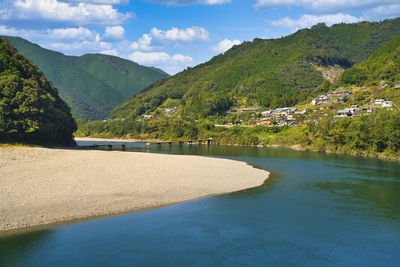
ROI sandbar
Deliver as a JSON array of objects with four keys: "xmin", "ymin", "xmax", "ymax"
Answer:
[{"xmin": 0, "ymin": 147, "xmax": 269, "ymax": 232}]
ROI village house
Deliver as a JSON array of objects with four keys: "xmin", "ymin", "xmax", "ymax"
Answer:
[
  {"xmin": 336, "ymin": 108, "xmax": 356, "ymax": 117},
  {"xmin": 361, "ymin": 107, "xmax": 376, "ymax": 113},
  {"xmin": 143, "ymin": 114, "xmax": 153, "ymax": 119},
  {"xmin": 312, "ymin": 95, "xmax": 331, "ymax": 105},
  {"xmin": 382, "ymin": 101, "xmax": 394, "ymax": 108},
  {"xmin": 273, "ymin": 107, "xmax": 297, "ymax": 116},
  {"xmin": 261, "ymin": 110, "xmax": 273, "ymax": 117},
  {"xmin": 374, "ymin": 99, "xmax": 385, "ymax": 105}
]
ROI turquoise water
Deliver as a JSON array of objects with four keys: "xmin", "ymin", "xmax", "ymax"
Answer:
[{"xmin": 1, "ymin": 143, "xmax": 400, "ymax": 266}]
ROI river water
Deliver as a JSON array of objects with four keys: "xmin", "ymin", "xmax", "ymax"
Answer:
[{"xmin": 1, "ymin": 142, "xmax": 399, "ymax": 266}]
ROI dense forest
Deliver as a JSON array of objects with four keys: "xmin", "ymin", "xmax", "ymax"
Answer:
[
  {"xmin": 5, "ymin": 37, "xmax": 169, "ymax": 120},
  {"xmin": 0, "ymin": 37, "xmax": 76, "ymax": 146},
  {"xmin": 341, "ymin": 34, "xmax": 400, "ymax": 86},
  {"xmin": 111, "ymin": 18, "xmax": 400, "ymax": 119}
]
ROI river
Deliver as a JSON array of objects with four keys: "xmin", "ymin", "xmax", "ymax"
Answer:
[{"xmin": 1, "ymin": 142, "xmax": 399, "ymax": 266}]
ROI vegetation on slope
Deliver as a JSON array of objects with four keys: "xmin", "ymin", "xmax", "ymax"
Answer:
[
  {"xmin": 0, "ymin": 38, "xmax": 76, "ymax": 146},
  {"xmin": 341, "ymin": 34, "xmax": 400, "ymax": 86},
  {"xmin": 111, "ymin": 18, "xmax": 400, "ymax": 119},
  {"xmin": 77, "ymin": 24, "xmax": 400, "ymax": 159},
  {"xmin": 4, "ymin": 37, "xmax": 169, "ymax": 120}
]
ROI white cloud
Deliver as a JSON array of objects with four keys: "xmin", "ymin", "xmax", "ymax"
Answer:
[
  {"xmin": 0, "ymin": 25, "xmax": 113, "ymax": 54},
  {"xmin": 46, "ymin": 40, "xmax": 112, "ymax": 52},
  {"xmin": 0, "ymin": 25, "xmax": 21, "ymax": 36},
  {"xmin": 103, "ymin": 26, "xmax": 125, "ymax": 41},
  {"xmin": 212, "ymin": 39, "xmax": 241, "ymax": 53},
  {"xmin": 130, "ymin": 33, "xmax": 153, "ymax": 51},
  {"xmin": 131, "ymin": 26, "xmax": 210, "ymax": 51},
  {"xmin": 3, "ymin": 0, "xmax": 132, "ymax": 26},
  {"xmin": 150, "ymin": 27, "xmax": 210, "ymax": 42},
  {"xmin": 0, "ymin": 25, "xmax": 98, "ymax": 41},
  {"xmin": 145, "ymin": 0, "xmax": 230, "ymax": 6},
  {"xmin": 47, "ymin": 27, "xmax": 96, "ymax": 40},
  {"xmin": 128, "ymin": 51, "xmax": 193, "ymax": 65},
  {"xmin": 268, "ymin": 13, "xmax": 361, "ymax": 29},
  {"xmin": 99, "ymin": 49, "xmax": 119, "ymax": 56},
  {"xmin": 362, "ymin": 4, "xmax": 400, "ymax": 20},
  {"xmin": 254, "ymin": 0, "xmax": 398, "ymax": 14}
]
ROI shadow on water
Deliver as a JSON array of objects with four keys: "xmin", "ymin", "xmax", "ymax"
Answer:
[{"xmin": 0, "ymin": 229, "xmax": 53, "ymax": 266}]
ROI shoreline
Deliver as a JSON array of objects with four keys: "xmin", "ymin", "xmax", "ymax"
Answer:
[
  {"xmin": 76, "ymin": 136, "xmax": 400, "ymax": 162},
  {"xmin": 0, "ymin": 147, "xmax": 269, "ymax": 233}
]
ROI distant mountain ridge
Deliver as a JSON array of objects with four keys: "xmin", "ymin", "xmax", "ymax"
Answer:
[
  {"xmin": 110, "ymin": 18, "xmax": 400, "ymax": 119},
  {"xmin": 4, "ymin": 37, "xmax": 169, "ymax": 120}
]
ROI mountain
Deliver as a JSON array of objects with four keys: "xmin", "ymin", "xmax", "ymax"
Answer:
[
  {"xmin": 342, "ymin": 33, "xmax": 400, "ymax": 86},
  {"xmin": 0, "ymin": 37, "xmax": 76, "ymax": 146},
  {"xmin": 111, "ymin": 18, "xmax": 400, "ymax": 119},
  {"xmin": 4, "ymin": 37, "xmax": 169, "ymax": 120}
]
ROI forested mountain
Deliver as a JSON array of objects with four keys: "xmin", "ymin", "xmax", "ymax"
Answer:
[
  {"xmin": 111, "ymin": 18, "xmax": 400, "ymax": 119},
  {"xmin": 0, "ymin": 37, "xmax": 76, "ymax": 146},
  {"xmin": 4, "ymin": 37, "xmax": 169, "ymax": 120},
  {"xmin": 342, "ymin": 33, "xmax": 400, "ymax": 86}
]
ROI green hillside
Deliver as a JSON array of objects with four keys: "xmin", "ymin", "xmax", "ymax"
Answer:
[
  {"xmin": 342, "ymin": 34, "xmax": 400, "ymax": 85},
  {"xmin": 77, "ymin": 33, "xmax": 400, "ymax": 158},
  {"xmin": 111, "ymin": 18, "xmax": 400, "ymax": 119},
  {"xmin": 4, "ymin": 37, "xmax": 169, "ymax": 120},
  {"xmin": 0, "ymin": 37, "xmax": 76, "ymax": 146}
]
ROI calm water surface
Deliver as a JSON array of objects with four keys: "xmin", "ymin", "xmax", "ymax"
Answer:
[{"xmin": 1, "ymin": 142, "xmax": 400, "ymax": 266}]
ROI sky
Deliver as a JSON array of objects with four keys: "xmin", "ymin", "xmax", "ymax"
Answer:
[{"xmin": 0, "ymin": 0, "xmax": 399, "ymax": 74}]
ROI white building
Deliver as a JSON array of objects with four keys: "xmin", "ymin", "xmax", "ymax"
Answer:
[{"xmin": 382, "ymin": 101, "xmax": 394, "ymax": 108}]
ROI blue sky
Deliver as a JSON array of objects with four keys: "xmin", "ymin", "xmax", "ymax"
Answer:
[{"xmin": 0, "ymin": 0, "xmax": 399, "ymax": 74}]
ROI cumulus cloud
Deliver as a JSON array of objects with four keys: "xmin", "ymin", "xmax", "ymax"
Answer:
[
  {"xmin": 131, "ymin": 26, "xmax": 210, "ymax": 51},
  {"xmin": 2, "ymin": 0, "xmax": 132, "ymax": 26},
  {"xmin": 150, "ymin": 27, "xmax": 210, "ymax": 42},
  {"xmin": 128, "ymin": 51, "xmax": 193, "ymax": 65},
  {"xmin": 145, "ymin": 0, "xmax": 230, "ymax": 6},
  {"xmin": 46, "ymin": 40, "xmax": 112, "ymax": 53},
  {"xmin": 212, "ymin": 39, "xmax": 241, "ymax": 53},
  {"xmin": 103, "ymin": 26, "xmax": 125, "ymax": 41},
  {"xmin": 130, "ymin": 34, "xmax": 152, "ymax": 51},
  {"xmin": 47, "ymin": 27, "xmax": 96, "ymax": 40},
  {"xmin": 0, "ymin": 24, "xmax": 113, "ymax": 54},
  {"xmin": 0, "ymin": 25, "xmax": 98, "ymax": 41},
  {"xmin": 254, "ymin": 0, "xmax": 398, "ymax": 14},
  {"xmin": 99, "ymin": 49, "xmax": 119, "ymax": 56},
  {"xmin": 268, "ymin": 13, "xmax": 361, "ymax": 29},
  {"xmin": 362, "ymin": 4, "xmax": 400, "ymax": 20}
]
